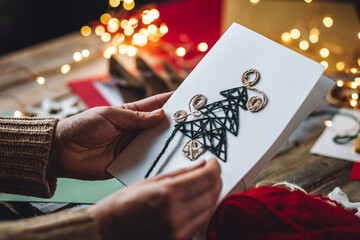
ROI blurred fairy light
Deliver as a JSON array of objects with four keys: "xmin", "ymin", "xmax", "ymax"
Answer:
[
  {"xmin": 323, "ymin": 17, "xmax": 333, "ymax": 28},
  {"xmin": 324, "ymin": 120, "xmax": 332, "ymax": 128},
  {"xmin": 160, "ymin": 24, "xmax": 168, "ymax": 34},
  {"xmin": 109, "ymin": 0, "xmax": 120, "ymax": 8},
  {"xmin": 336, "ymin": 61, "xmax": 345, "ymax": 71},
  {"xmin": 81, "ymin": 26, "xmax": 91, "ymax": 37},
  {"xmin": 100, "ymin": 13, "xmax": 112, "ymax": 25},
  {"xmin": 250, "ymin": 0, "xmax": 260, "ymax": 4},
  {"xmin": 352, "ymin": 93, "xmax": 359, "ymax": 100},
  {"xmin": 290, "ymin": 29, "xmax": 301, "ymax": 39},
  {"xmin": 350, "ymin": 99, "xmax": 358, "ymax": 107},
  {"xmin": 321, "ymin": 61, "xmax": 328, "ymax": 69},
  {"xmin": 108, "ymin": 18, "xmax": 120, "ymax": 32},
  {"xmin": 351, "ymin": 82, "xmax": 358, "ymax": 89},
  {"xmin": 198, "ymin": 42, "xmax": 208, "ymax": 52},
  {"xmin": 176, "ymin": 47, "xmax": 186, "ymax": 57},
  {"xmin": 304, "ymin": 0, "xmax": 312, "ymax": 3},
  {"xmin": 320, "ymin": 48, "xmax": 329, "ymax": 58},
  {"xmin": 14, "ymin": 110, "xmax": 23, "ymax": 118},
  {"xmin": 299, "ymin": 40, "xmax": 309, "ymax": 50},
  {"xmin": 36, "ymin": 76, "xmax": 45, "ymax": 85},
  {"xmin": 309, "ymin": 34, "xmax": 318, "ymax": 43},
  {"xmin": 358, "ymin": 59, "xmax": 360, "ymax": 67},
  {"xmin": 95, "ymin": 25, "xmax": 105, "ymax": 36},
  {"xmin": 336, "ymin": 80, "xmax": 344, "ymax": 87},
  {"xmin": 358, "ymin": 32, "xmax": 360, "ymax": 39},
  {"xmin": 73, "ymin": 52, "xmax": 82, "ymax": 61},
  {"xmin": 119, "ymin": 45, "xmax": 128, "ymax": 54},
  {"xmin": 351, "ymin": 68, "xmax": 358, "ymax": 74},
  {"xmin": 123, "ymin": 0, "xmax": 135, "ymax": 10},
  {"xmin": 356, "ymin": 78, "xmax": 360, "ymax": 85},
  {"xmin": 61, "ymin": 64, "xmax": 71, "ymax": 74},
  {"xmin": 281, "ymin": 32, "xmax": 291, "ymax": 42},
  {"xmin": 148, "ymin": 24, "xmax": 157, "ymax": 34},
  {"xmin": 82, "ymin": 49, "xmax": 90, "ymax": 57},
  {"xmin": 101, "ymin": 32, "xmax": 112, "ymax": 42},
  {"xmin": 127, "ymin": 46, "xmax": 138, "ymax": 57}
]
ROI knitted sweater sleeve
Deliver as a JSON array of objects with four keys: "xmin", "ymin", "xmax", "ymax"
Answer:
[
  {"xmin": 0, "ymin": 117, "xmax": 102, "ymax": 240},
  {"xmin": 0, "ymin": 117, "xmax": 58, "ymax": 198}
]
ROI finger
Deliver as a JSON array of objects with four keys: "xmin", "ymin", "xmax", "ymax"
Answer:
[
  {"xmin": 152, "ymin": 160, "xmax": 206, "ymax": 181},
  {"xmin": 120, "ymin": 92, "xmax": 173, "ymax": 112},
  {"xmin": 107, "ymin": 108, "xmax": 166, "ymax": 130},
  {"xmin": 171, "ymin": 158, "xmax": 221, "ymax": 201}
]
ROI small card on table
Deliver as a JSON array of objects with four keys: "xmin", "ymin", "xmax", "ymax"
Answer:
[{"xmin": 108, "ymin": 23, "xmax": 334, "ymax": 199}]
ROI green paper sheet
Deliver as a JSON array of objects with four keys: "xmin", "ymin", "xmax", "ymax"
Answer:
[{"xmin": 0, "ymin": 178, "xmax": 124, "ymax": 204}]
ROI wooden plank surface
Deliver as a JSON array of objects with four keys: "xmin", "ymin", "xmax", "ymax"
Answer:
[{"xmin": 254, "ymin": 135, "xmax": 360, "ymax": 201}]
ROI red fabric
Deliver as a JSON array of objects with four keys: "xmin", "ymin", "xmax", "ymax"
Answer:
[
  {"xmin": 351, "ymin": 163, "xmax": 360, "ymax": 180},
  {"xmin": 207, "ymin": 186, "xmax": 360, "ymax": 240},
  {"xmin": 68, "ymin": 76, "xmax": 111, "ymax": 108}
]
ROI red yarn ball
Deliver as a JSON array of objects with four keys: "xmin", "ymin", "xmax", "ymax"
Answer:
[{"xmin": 207, "ymin": 186, "xmax": 360, "ymax": 240}]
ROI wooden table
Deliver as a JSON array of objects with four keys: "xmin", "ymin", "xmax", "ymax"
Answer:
[{"xmin": 1, "ymin": 31, "xmax": 359, "ymax": 205}]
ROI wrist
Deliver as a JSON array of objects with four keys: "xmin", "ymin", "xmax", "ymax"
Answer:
[
  {"xmin": 87, "ymin": 202, "xmax": 116, "ymax": 240},
  {"xmin": 48, "ymin": 119, "xmax": 61, "ymax": 178}
]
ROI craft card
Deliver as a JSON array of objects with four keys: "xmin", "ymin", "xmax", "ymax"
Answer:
[
  {"xmin": 311, "ymin": 108, "xmax": 360, "ymax": 162},
  {"xmin": 107, "ymin": 23, "xmax": 334, "ymax": 199}
]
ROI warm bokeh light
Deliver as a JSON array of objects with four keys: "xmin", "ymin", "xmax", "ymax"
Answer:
[
  {"xmin": 324, "ymin": 120, "xmax": 332, "ymax": 127},
  {"xmin": 309, "ymin": 34, "xmax": 318, "ymax": 43},
  {"xmin": 124, "ymin": 26, "xmax": 134, "ymax": 36},
  {"xmin": 323, "ymin": 17, "xmax": 333, "ymax": 28},
  {"xmin": 139, "ymin": 28, "xmax": 150, "ymax": 37},
  {"xmin": 320, "ymin": 48, "xmax": 329, "ymax": 58},
  {"xmin": 148, "ymin": 24, "xmax": 157, "ymax": 34},
  {"xmin": 61, "ymin": 64, "xmax": 71, "ymax": 74},
  {"xmin": 358, "ymin": 58, "xmax": 360, "ymax": 67},
  {"xmin": 100, "ymin": 13, "xmax": 112, "ymax": 25},
  {"xmin": 290, "ymin": 29, "xmax": 301, "ymax": 39},
  {"xmin": 127, "ymin": 46, "xmax": 138, "ymax": 57},
  {"xmin": 123, "ymin": 1, "xmax": 135, "ymax": 10},
  {"xmin": 351, "ymin": 68, "xmax": 358, "ymax": 74},
  {"xmin": 350, "ymin": 99, "xmax": 358, "ymax": 107},
  {"xmin": 95, "ymin": 25, "xmax": 105, "ymax": 36},
  {"xmin": 14, "ymin": 110, "xmax": 23, "ymax": 118},
  {"xmin": 176, "ymin": 47, "xmax": 186, "ymax": 57},
  {"xmin": 160, "ymin": 24, "xmax": 168, "ymax": 34},
  {"xmin": 81, "ymin": 26, "xmax": 92, "ymax": 37},
  {"xmin": 101, "ymin": 32, "xmax": 112, "ymax": 42},
  {"xmin": 104, "ymin": 51, "xmax": 112, "ymax": 59},
  {"xmin": 109, "ymin": 0, "xmax": 120, "ymax": 8},
  {"xmin": 121, "ymin": 19, "xmax": 129, "ymax": 29},
  {"xmin": 282, "ymin": 32, "xmax": 291, "ymax": 42},
  {"xmin": 36, "ymin": 76, "xmax": 45, "ymax": 85},
  {"xmin": 310, "ymin": 28, "xmax": 319, "ymax": 36},
  {"xmin": 358, "ymin": 32, "xmax": 360, "ymax": 39},
  {"xmin": 321, "ymin": 61, "xmax": 328, "ymax": 69},
  {"xmin": 73, "ymin": 52, "xmax": 82, "ymax": 61},
  {"xmin": 149, "ymin": 9, "xmax": 160, "ymax": 19},
  {"xmin": 304, "ymin": 0, "xmax": 312, "ymax": 3},
  {"xmin": 129, "ymin": 18, "xmax": 138, "ymax": 28},
  {"xmin": 299, "ymin": 40, "xmax": 309, "ymax": 50},
  {"xmin": 119, "ymin": 45, "xmax": 128, "ymax": 54},
  {"xmin": 124, "ymin": 0, "xmax": 133, "ymax": 3},
  {"xmin": 250, "ymin": 0, "xmax": 259, "ymax": 4},
  {"xmin": 356, "ymin": 78, "xmax": 360, "ymax": 85},
  {"xmin": 336, "ymin": 80, "xmax": 344, "ymax": 87},
  {"xmin": 82, "ymin": 49, "xmax": 90, "ymax": 57},
  {"xmin": 198, "ymin": 42, "xmax": 208, "ymax": 52},
  {"xmin": 336, "ymin": 61, "xmax": 345, "ymax": 71},
  {"xmin": 108, "ymin": 18, "xmax": 120, "ymax": 32},
  {"xmin": 113, "ymin": 33, "xmax": 125, "ymax": 45},
  {"xmin": 352, "ymin": 93, "xmax": 359, "ymax": 100},
  {"xmin": 351, "ymin": 82, "xmax": 358, "ymax": 89}
]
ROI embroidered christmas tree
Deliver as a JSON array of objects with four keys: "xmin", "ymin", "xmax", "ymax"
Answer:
[{"xmin": 145, "ymin": 69, "xmax": 267, "ymax": 178}]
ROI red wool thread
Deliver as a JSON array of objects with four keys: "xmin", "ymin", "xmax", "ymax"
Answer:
[{"xmin": 207, "ymin": 186, "xmax": 360, "ymax": 240}]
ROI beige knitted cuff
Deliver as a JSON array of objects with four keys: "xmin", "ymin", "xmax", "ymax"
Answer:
[
  {"xmin": 0, "ymin": 208, "xmax": 102, "ymax": 240},
  {"xmin": 0, "ymin": 117, "xmax": 59, "ymax": 198}
]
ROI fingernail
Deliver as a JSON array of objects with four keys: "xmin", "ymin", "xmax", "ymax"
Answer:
[{"xmin": 150, "ymin": 108, "xmax": 163, "ymax": 114}]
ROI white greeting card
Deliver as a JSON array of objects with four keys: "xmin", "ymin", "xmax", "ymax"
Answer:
[{"xmin": 107, "ymin": 23, "xmax": 334, "ymax": 199}]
